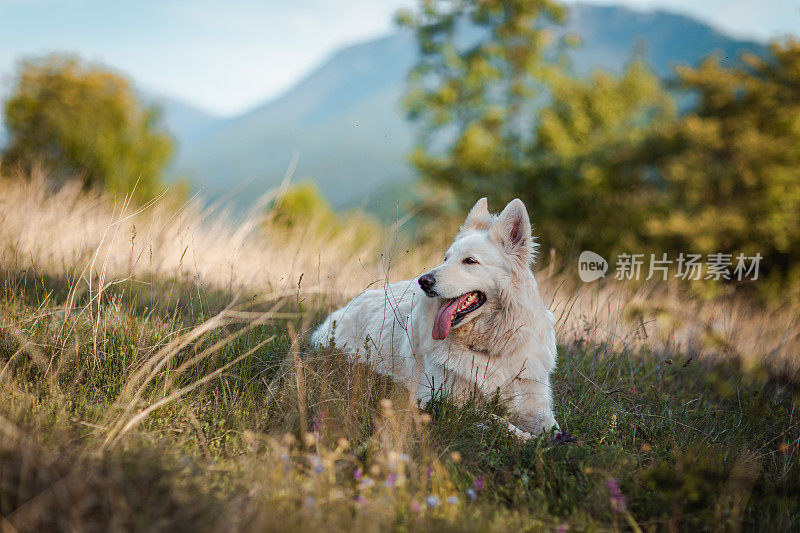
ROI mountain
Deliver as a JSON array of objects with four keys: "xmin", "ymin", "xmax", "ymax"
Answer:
[
  {"xmin": 172, "ymin": 34, "xmax": 416, "ymax": 210},
  {"xmin": 174, "ymin": 3, "xmax": 766, "ymax": 213},
  {"xmin": 563, "ymin": 5, "xmax": 763, "ymax": 76}
]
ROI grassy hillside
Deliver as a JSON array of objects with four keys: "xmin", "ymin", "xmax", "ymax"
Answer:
[{"xmin": 1, "ymin": 173, "xmax": 798, "ymax": 531}]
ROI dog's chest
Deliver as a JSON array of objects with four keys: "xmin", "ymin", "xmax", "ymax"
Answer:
[
  {"xmin": 449, "ymin": 319, "xmax": 498, "ymax": 355},
  {"xmin": 449, "ymin": 300, "xmax": 520, "ymax": 354}
]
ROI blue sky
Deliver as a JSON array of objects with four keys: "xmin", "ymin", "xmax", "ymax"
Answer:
[{"xmin": 1, "ymin": 0, "xmax": 797, "ymax": 116}]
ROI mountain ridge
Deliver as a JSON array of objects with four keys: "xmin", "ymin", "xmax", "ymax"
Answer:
[
  {"xmin": 173, "ymin": 3, "xmax": 766, "ymax": 212},
  {"xmin": 0, "ymin": 3, "xmax": 767, "ymax": 212}
]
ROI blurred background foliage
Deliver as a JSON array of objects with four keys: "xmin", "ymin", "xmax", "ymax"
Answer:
[
  {"xmin": 643, "ymin": 43, "xmax": 800, "ymax": 285},
  {"xmin": 2, "ymin": 55, "xmax": 176, "ymax": 203},
  {"xmin": 402, "ymin": 0, "xmax": 800, "ymax": 294},
  {"xmin": 265, "ymin": 181, "xmax": 384, "ymax": 252}
]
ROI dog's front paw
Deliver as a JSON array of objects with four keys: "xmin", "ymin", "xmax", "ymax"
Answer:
[
  {"xmin": 509, "ymin": 425, "xmax": 533, "ymax": 441},
  {"xmin": 516, "ymin": 412, "xmax": 559, "ymax": 436},
  {"xmin": 490, "ymin": 414, "xmax": 533, "ymax": 440}
]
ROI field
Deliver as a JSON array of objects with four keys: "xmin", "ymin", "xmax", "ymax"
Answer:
[{"xmin": 1, "ymin": 173, "xmax": 799, "ymax": 532}]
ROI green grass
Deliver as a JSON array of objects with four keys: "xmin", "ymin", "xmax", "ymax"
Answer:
[{"xmin": 1, "ymin": 268, "xmax": 798, "ymax": 532}]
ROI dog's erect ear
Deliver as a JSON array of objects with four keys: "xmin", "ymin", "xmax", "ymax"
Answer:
[
  {"xmin": 460, "ymin": 197, "xmax": 492, "ymax": 232},
  {"xmin": 490, "ymin": 199, "xmax": 533, "ymax": 266}
]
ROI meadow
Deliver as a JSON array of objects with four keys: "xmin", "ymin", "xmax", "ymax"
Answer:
[{"xmin": 1, "ymin": 173, "xmax": 798, "ymax": 532}]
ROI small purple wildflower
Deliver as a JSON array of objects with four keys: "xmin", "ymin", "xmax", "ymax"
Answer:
[
  {"xmin": 355, "ymin": 495, "xmax": 367, "ymax": 505},
  {"xmin": 411, "ymin": 500, "xmax": 421, "ymax": 513},
  {"xmin": 473, "ymin": 475, "xmax": 484, "ymax": 492},
  {"xmin": 353, "ymin": 467, "xmax": 363, "ymax": 480},
  {"xmin": 358, "ymin": 477, "xmax": 375, "ymax": 490},
  {"xmin": 550, "ymin": 431, "xmax": 577, "ymax": 446},
  {"xmin": 311, "ymin": 412, "xmax": 325, "ymax": 434},
  {"xmin": 426, "ymin": 495, "xmax": 440, "ymax": 508},
  {"xmin": 383, "ymin": 472, "xmax": 397, "ymax": 488},
  {"xmin": 426, "ymin": 465, "xmax": 433, "ymax": 480},
  {"xmin": 605, "ymin": 477, "xmax": 627, "ymax": 513},
  {"xmin": 466, "ymin": 488, "xmax": 477, "ymax": 502},
  {"xmin": 446, "ymin": 496, "xmax": 459, "ymax": 505},
  {"xmin": 557, "ymin": 524, "xmax": 569, "ymax": 533}
]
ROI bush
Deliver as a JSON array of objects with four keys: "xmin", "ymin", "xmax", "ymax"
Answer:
[{"xmin": 266, "ymin": 182, "xmax": 383, "ymax": 251}]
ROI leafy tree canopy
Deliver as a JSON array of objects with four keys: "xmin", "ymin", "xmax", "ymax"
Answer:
[
  {"xmin": 401, "ymin": 0, "xmax": 672, "ymax": 255},
  {"xmin": 399, "ymin": 0, "xmax": 567, "ymax": 197},
  {"xmin": 403, "ymin": 0, "xmax": 800, "ymax": 288},
  {"xmin": 3, "ymin": 55, "xmax": 174, "ymax": 203},
  {"xmin": 644, "ymin": 40, "xmax": 800, "ymax": 281}
]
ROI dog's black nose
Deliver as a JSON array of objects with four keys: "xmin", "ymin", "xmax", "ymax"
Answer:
[{"xmin": 418, "ymin": 273, "xmax": 436, "ymax": 295}]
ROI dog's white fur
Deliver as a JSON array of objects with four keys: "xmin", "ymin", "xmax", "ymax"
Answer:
[{"xmin": 311, "ymin": 198, "xmax": 558, "ymax": 437}]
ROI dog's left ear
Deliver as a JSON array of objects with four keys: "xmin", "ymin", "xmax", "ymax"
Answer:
[
  {"xmin": 460, "ymin": 197, "xmax": 492, "ymax": 233},
  {"xmin": 490, "ymin": 199, "xmax": 533, "ymax": 266}
]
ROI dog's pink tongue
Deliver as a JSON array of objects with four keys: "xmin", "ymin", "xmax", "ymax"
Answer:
[{"xmin": 432, "ymin": 296, "xmax": 463, "ymax": 340}]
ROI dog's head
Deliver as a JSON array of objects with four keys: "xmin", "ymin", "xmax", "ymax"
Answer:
[{"xmin": 418, "ymin": 198, "xmax": 536, "ymax": 340}]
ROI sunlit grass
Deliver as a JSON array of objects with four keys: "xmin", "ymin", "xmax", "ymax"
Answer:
[{"xmin": 0, "ymin": 172, "xmax": 798, "ymax": 531}]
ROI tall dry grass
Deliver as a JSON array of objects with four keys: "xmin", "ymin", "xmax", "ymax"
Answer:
[
  {"xmin": 0, "ymin": 170, "xmax": 429, "ymax": 301},
  {"xmin": 1, "ymin": 170, "xmax": 798, "ymax": 371},
  {"xmin": 0, "ymin": 170, "xmax": 798, "ymax": 530},
  {"xmin": 541, "ymin": 273, "xmax": 800, "ymax": 373}
]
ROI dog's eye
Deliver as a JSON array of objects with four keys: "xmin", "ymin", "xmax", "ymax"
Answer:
[{"xmin": 462, "ymin": 257, "xmax": 478, "ymax": 265}]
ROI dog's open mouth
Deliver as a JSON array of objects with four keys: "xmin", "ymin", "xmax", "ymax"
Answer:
[{"xmin": 432, "ymin": 291, "xmax": 486, "ymax": 340}]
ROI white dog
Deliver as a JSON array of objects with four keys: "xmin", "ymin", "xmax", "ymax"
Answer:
[{"xmin": 311, "ymin": 198, "xmax": 558, "ymax": 438}]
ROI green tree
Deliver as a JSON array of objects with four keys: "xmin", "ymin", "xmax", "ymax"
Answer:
[
  {"xmin": 402, "ymin": 0, "xmax": 800, "ymax": 289},
  {"xmin": 399, "ymin": 0, "xmax": 567, "ymax": 199},
  {"xmin": 644, "ymin": 40, "xmax": 800, "ymax": 282},
  {"xmin": 3, "ymin": 55, "xmax": 174, "ymax": 202},
  {"xmin": 400, "ymin": 0, "xmax": 674, "ymax": 256},
  {"xmin": 530, "ymin": 60, "xmax": 674, "ymax": 255}
]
